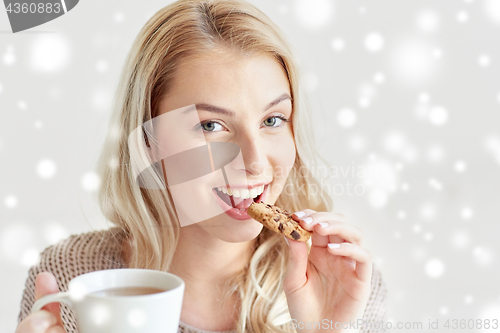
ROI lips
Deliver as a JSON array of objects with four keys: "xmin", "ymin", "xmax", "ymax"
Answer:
[{"xmin": 212, "ymin": 184, "xmax": 269, "ymax": 221}]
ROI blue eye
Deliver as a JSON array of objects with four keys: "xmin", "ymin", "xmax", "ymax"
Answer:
[
  {"xmin": 199, "ymin": 121, "xmax": 224, "ymax": 132},
  {"xmin": 263, "ymin": 115, "xmax": 290, "ymax": 127},
  {"xmin": 197, "ymin": 115, "xmax": 290, "ymax": 133}
]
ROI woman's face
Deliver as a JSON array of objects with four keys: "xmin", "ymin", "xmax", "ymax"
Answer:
[{"xmin": 157, "ymin": 50, "xmax": 296, "ymax": 242}]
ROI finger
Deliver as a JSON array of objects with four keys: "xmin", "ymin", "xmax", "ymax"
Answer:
[
  {"xmin": 294, "ymin": 211, "xmax": 347, "ymax": 247},
  {"xmin": 327, "ymin": 243, "xmax": 373, "ymax": 282},
  {"xmin": 293, "ymin": 210, "xmax": 346, "ymax": 225},
  {"xmin": 47, "ymin": 324, "xmax": 66, "ymax": 333},
  {"xmin": 292, "ymin": 209, "xmax": 314, "ymax": 220},
  {"xmin": 16, "ymin": 310, "xmax": 57, "ymax": 333},
  {"xmin": 283, "ymin": 238, "xmax": 309, "ymax": 295},
  {"xmin": 35, "ymin": 272, "xmax": 59, "ymax": 300},
  {"xmin": 35, "ymin": 272, "xmax": 64, "ymax": 327},
  {"xmin": 313, "ymin": 220, "xmax": 363, "ymax": 246}
]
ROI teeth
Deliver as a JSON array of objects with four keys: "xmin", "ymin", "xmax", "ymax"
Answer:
[
  {"xmin": 215, "ymin": 184, "xmax": 266, "ymax": 198},
  {"xmin": 239, "ymin": 189, "xmax": 250, "ymax": 199},
  {"xmin": 249, "ymin": 188, "xmax": 258, "ymax": 198}
]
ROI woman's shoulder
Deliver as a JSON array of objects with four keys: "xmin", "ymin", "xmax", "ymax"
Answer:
[{"xmin": 38, "ymin": 226, "xmax": 128, "ymax": 274}]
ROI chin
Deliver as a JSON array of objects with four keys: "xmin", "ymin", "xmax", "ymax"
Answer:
[{"xmin": 213, "ymin": 219, "xmax": 264, "ymax": 243}]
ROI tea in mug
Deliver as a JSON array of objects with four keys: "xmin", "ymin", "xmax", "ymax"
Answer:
[{"xmin": 89, "ymin": 286, "xmax": 167, "ymax": 297}]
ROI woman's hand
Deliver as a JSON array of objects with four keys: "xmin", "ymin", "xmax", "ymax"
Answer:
[
  {"xmin": 16, "ymin": 272, "xmax": 66, "ymax": 333},
  {"xmin": 283, "ymin": 209, "xmax": 372, "ymax": 333}
]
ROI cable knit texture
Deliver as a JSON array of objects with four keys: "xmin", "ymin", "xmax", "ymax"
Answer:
[{"xmin": 18, "ymin": 227, "xmax": 388, "ymax": 332}]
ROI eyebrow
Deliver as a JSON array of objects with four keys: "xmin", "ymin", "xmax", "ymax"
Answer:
[{"xmin": 184, "ymin": 93, "xmax": 292, "ymax": 116}]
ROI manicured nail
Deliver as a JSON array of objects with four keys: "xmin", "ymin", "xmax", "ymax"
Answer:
[
  {"xmin": 302, "ymin": 217, "xmax": 313, "ymax": 224},
  {"xmin": 328, "ymin": 243, "xmax": 341, "ymax": 249},
  {"xmin": 283, "ymin": 236, "xmax": 289, "ymax": 247},
  {"xmin": 294, "ymin": 211, "xmax": 306, "ymax": 218},
  {"xmin": 319, "ymin": 222, "xmax": 329, "ymax": 228}
]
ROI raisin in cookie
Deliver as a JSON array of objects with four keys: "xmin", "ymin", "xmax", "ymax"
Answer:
[{"xmin": 247, "ymin": 202, "xmax": 312, "ymax": 242}]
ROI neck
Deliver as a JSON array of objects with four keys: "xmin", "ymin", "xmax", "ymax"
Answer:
[
  {"xmin": 169, "ymin": 224, "xmax": 255, "ymax": 288},
  {"xmin": 169, "ymin": 224, "xmax": 255, "ymax": 331}
]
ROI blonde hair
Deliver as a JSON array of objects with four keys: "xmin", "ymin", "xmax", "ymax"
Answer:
[{"xmin": 96, "ymin": 0, "xmax": 333, "ymax": 331}]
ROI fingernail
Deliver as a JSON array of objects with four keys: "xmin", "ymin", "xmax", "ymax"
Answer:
[
  {"xmin": 319, "ymin": 222, "xmax": 329, "ymax": 228},
  {"xmin": 283, "ymin": 236, "xmax": 289, "ymax": 247},
  {"xmin": 294, "ymin": 211, "xmax": 306, "ymax": 218},
  {"xmin": 328, "ymin": 243, "xmax": 341, "ymax": 249},
  {"xmin": 302, "ymin": 217, "xmax": 313, "ymax": 224}
]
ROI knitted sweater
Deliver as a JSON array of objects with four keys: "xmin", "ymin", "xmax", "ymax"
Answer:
[{"xmin": 17, "ymin": 227, "xmax": 388, "ymax": 333}]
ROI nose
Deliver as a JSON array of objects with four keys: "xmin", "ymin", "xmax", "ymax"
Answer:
[{"xmin": 236, "ymin": 132, "xmax": 269, "ymax": 177}]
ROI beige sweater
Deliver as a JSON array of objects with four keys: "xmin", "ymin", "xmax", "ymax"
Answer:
[{"xmin": 18, "ymin": 227, "xmax": 388, "ymax": 333}]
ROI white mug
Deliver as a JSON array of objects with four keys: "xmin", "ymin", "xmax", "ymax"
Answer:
[{"xmin": 31, "ymin": 268, "xmax": 185, "ymax": 333}]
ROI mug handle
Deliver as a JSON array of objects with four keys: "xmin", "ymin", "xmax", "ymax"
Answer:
[{"xmin": 31, "ymin": 292, "xmax": 73, "ymax": 313}]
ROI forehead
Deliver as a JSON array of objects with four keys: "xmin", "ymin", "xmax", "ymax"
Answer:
[{"xmin": 160, "ymin": 51, "xmax": 291, "ymax": 113}]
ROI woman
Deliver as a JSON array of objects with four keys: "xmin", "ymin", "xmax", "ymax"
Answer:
[{"xmin": 17, "ymin": 0, "xmax": 387, "ymax": 332}]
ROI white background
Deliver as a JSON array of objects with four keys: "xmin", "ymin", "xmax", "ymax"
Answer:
[{"xmin": 1, "ymin": 0, "xmax": 500, "ymax": 332}]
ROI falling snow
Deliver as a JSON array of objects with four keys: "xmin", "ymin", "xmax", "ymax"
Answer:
[
  {"xmin": 415, "ymin": 9, "xmax": 440, "ymax": 33},
  {"xmin": 390, "ymin": 39, "xmax": 437, "ymax": 84},
  {"xmin": 457, "ymin": 11, "xmax": 469, "ymax": 23},
  {"xmin": 128, "ymin": 308, "xmax": 147, "ymax": 327},
  {"xmin": 478, "ymin": 54, "xmax": 491, "ymax": 67},
  {"xmin": 483, "ymin": 0, "xmax": 500, "ymax": 24},
  {"xmin": 4, "ymin": 195, "xmax": 18, "ymax": 208},
  {"xmin": 455, "ymin": 160, "xmax": 467, "ymax": 172},
  {"xmin": 337, "ymin": 108, "xmax": 357, "ymax": 127},
  {"xmin": 428, "ymin": 105, "xmax": 448, "ymax": 126},
  {"xmin": 90, "ymin": 303, "xmax": 110, "ymax": 326},
  {"xmin": 364, "ymin": 32, "xmax": 385, "ymax": 52},
  {"xmin": 451, "ymin": 230, "xmax": 470, "ymax": 249},
  {"xmin": 43, "ymin": 223, "xmax": 70, "ymax": 244},
  {"xmin": 95, "ymin": 60, "xmax": 109, "ymax": 73},
  {"xmin": 425, "ymin": 258, "xmax": 445, "ymax": 278},
  {"xmin": 373, "ymin": 72, "xmax": 385, "ymax": 84},
  {"xmin": 36, "ymin": 159, "xmax": 57, "ymax": 179},
  {"xmin": 1, "ymin": 2, "xmax": 500, "ymax": 332},
  {"xmin": 81, "ymin": 172, "xmax": 101, "ymax": 192},
  {"xmin": 331, "ymin": 38, "xmax": 345, "ymax": 51},
  {"xmin": 113, "ymin": 12, "xmax": 125, "ymax": 23},
  {"xmin": 91, "ymin": 88, "xmax": 113, "ymax": 111},
  {"xmin": 30, "ymin": 35, "xmax": 71, "ymax": 73},
  {"xmin": 3, "ymin": 45, "xmax": 16, "ymax": 66},
  {"xmin": 461, "ymin": 207, "xmax": 474, "ymax": 220},
  {"xmin": 293, "ymin": 0, "xmax": 333, "ymax": 30}
]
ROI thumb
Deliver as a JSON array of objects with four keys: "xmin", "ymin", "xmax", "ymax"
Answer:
[
  {"xmin": 35, "ymin": 272, "xmax": 64, "ymax": 327},
  {"xmin": 283, "ymin": 237, "xmax": 309, "ymax": 294}
]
